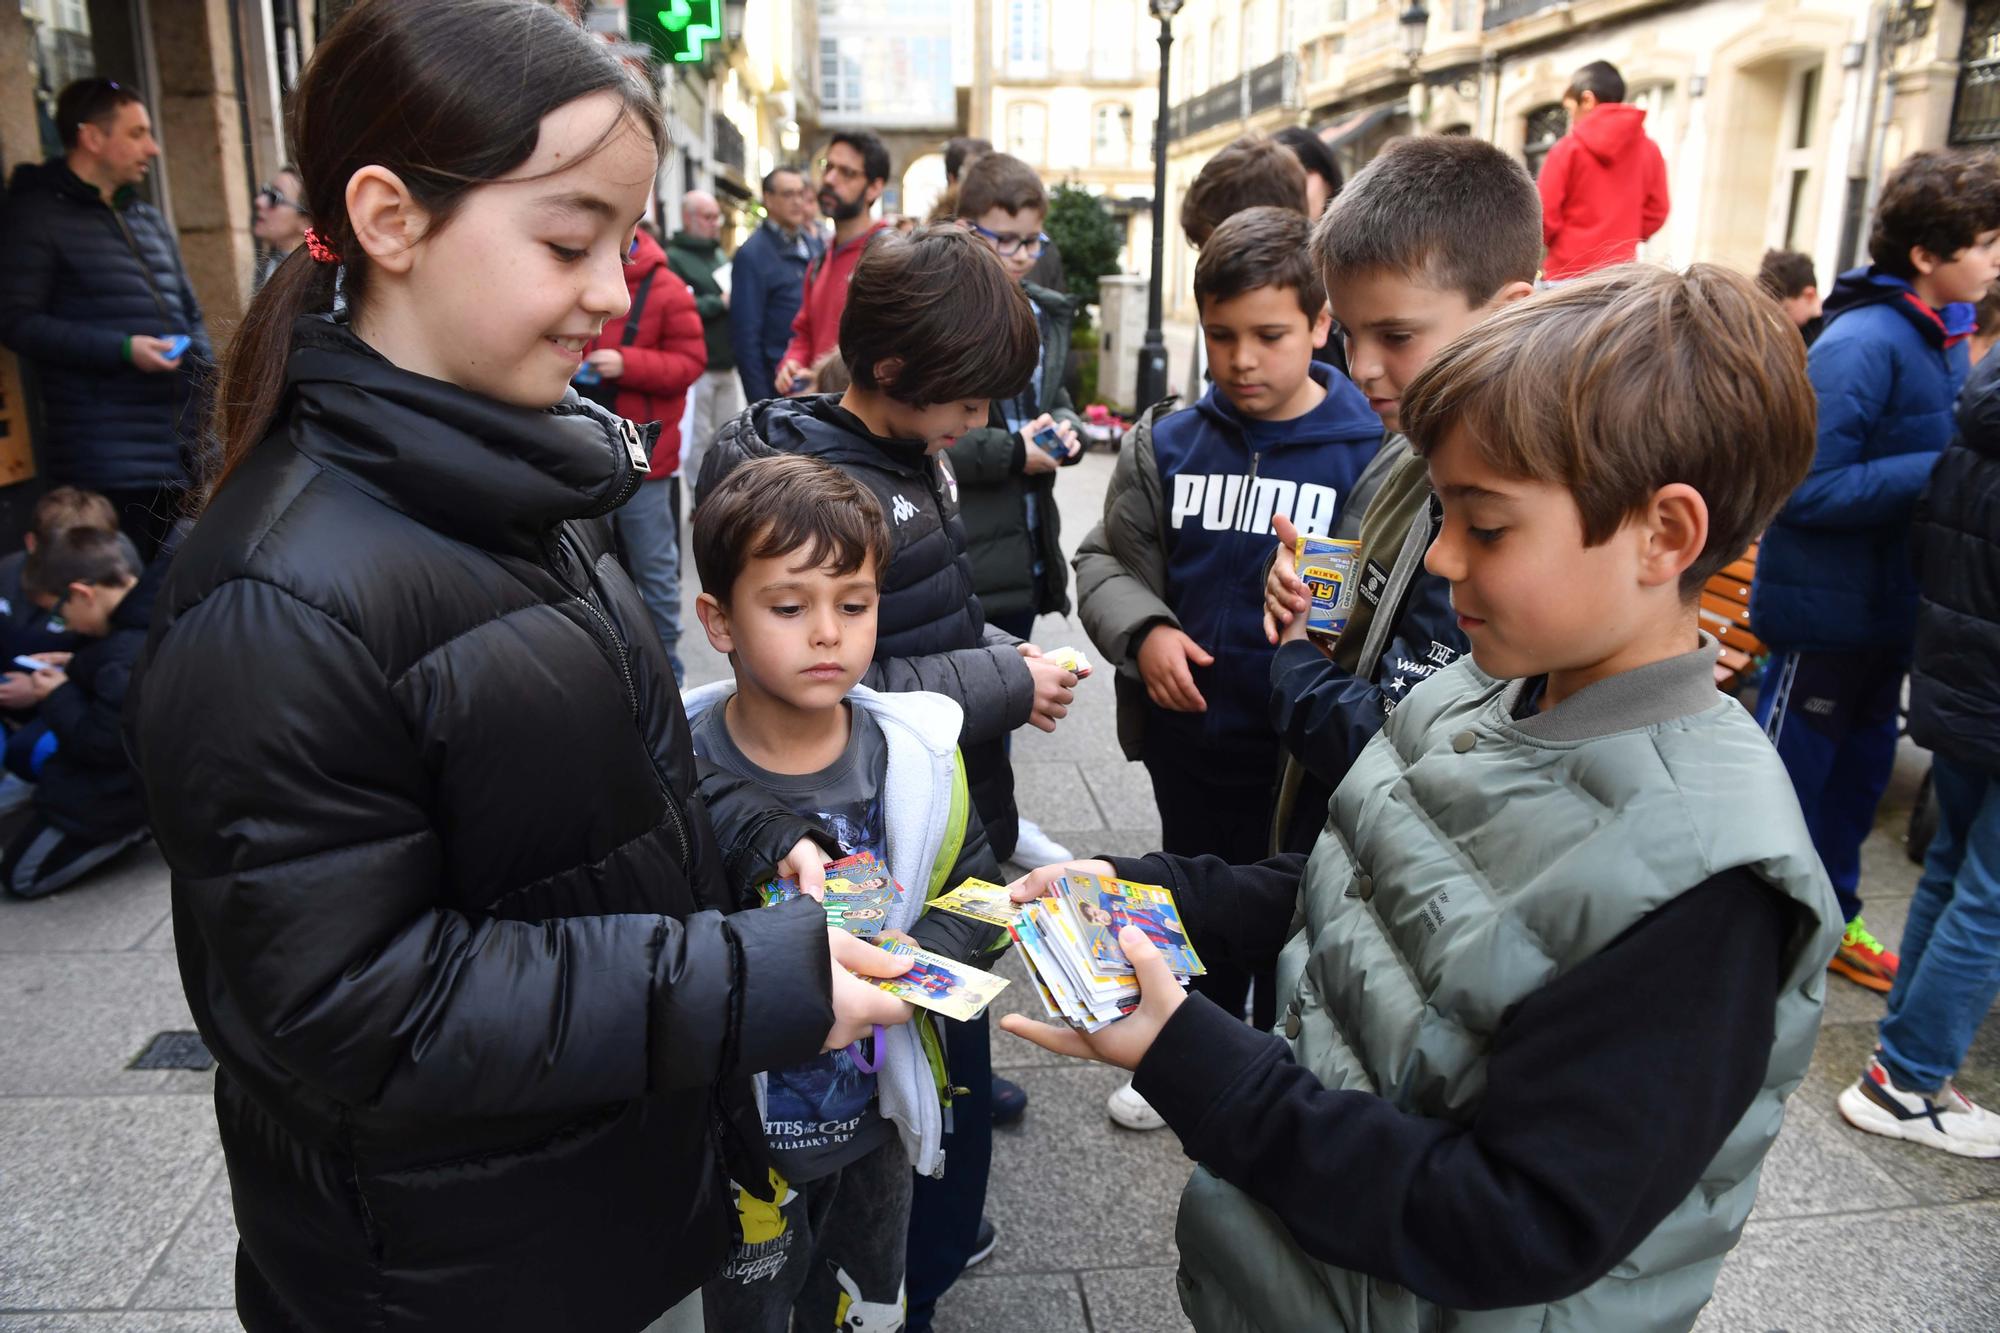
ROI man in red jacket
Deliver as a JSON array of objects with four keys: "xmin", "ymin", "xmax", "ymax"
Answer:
[
  {"xmin": 1537, "ymin": 61, "xmax": 1670, "ymax": 281},
  {"xmin": 774, "ymin": 131, "xmax": 893, "ymax": 394},
  {"xmin": 584, "ymin": 226, "xmax": 706, "ymax": 680}
]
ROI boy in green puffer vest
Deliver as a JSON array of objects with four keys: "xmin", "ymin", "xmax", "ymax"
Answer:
[{"xmin": 1002, "ymin": 265, "xmax": 1844, "ymax": 1333}]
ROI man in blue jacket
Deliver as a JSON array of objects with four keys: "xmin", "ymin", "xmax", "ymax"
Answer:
[
  {"xmin": 730, "ymin": 166, "xmax": 823, "ymax": 404},
  {"xmin": 0, "ymin": 79, "xmax": 211, "ymax": 561},
  {"xmin": 1751, "ymin": 148, "xmax": 2000, "ymax": 993}
]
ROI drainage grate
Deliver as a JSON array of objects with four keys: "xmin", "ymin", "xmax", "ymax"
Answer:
[{"xmin": 130, "ymin": 1030, "xmax": 215, "ymax": 1071}]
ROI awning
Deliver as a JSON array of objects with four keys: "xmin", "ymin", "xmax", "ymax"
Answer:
[{"xmin": 1313, "ymin": 103, "xmax": 1404, "ymax": 150}]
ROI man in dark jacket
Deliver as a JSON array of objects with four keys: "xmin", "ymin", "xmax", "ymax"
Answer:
[
  {"xmin": 731, "ymin": 166, "xmax": 822, "ymax": 403},
  {"xmin": 0, "ymin": 79, "xmax": 211, "ymax": 560},
  {"xmin": 1834, "ymin": 341, "xmax": 2000, "ymax": 1159},
  {"xmin": 667, "ymin": 189, "xmax": 740, "ymax": 483}
]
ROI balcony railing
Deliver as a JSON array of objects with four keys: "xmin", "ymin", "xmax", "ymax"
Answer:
[
  {"xmin": 1168, "ymin": 55, "xmax": 1297, "ymax": 143},
  {"xmin": 712, "ymin": 111, "xmax": 746, "ymax": 173},
  {"xmin": 1483, "ymin": 0, "xmax": 1562, "ymax": 29}
]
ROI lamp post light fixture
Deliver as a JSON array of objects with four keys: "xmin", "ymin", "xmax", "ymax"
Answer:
[
  {"xmin": 1135, "ymin": 0, "xmax": 1183, "ymax": 411},
  {"xmin": 1398, "ymin": 1, "xmax": 1430, "ymax": 68}
]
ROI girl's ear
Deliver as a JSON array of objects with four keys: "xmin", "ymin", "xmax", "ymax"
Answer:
[{"xmin": 346, "ymin": 165, "xmax": 426, "ymax": 275}]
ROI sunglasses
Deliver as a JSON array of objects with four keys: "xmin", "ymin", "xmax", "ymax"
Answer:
[{"xmin": 256, "ymin": 182, "xmax": 305, "ymax": 213}]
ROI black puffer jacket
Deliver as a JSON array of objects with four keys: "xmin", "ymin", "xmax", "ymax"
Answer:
[
  {"xmin": 127, "ymin": 319, "xmax": 835, "ymax": 1332},
  {"xmin": 1908, "ymin": 351, "xmax": 2000, "ymax": 772},
  {"xmin": 0, "ymin": 160, "xmax": 211, "ymax": 489},
  {"xmin": 697, "ymin": 395, "xmax": 1035, "ymax": 858},
  {"xmin": 943, "ymin": 282, "xmax": 1084, "ymax": 621}
]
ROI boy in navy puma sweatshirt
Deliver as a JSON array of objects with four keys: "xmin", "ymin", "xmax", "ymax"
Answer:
[{"xmin": 1074, "ymin": 205, "xmax": 1382, "ymax": 1044}]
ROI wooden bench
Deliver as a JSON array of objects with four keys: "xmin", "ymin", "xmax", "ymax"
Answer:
[{"xmin": 1700, "ymin": 542, "xmax": 1764, "ymax": 694}]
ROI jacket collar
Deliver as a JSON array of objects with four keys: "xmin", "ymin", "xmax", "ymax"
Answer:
[
  {"xmin": 681, "ymin": 680, "xmax": 962, "ymax": 760},
  {"xmin": 749, "ymin": 394, "xmax": 931, "ymax": 477},
  {"xmin": 1825, "ymin": 266, "xmax": 1977, "ymax": 349},
  {"xmin": 1505, "ymin": 632, "xmax": 1723, "ymax": 743},
  {"xmin": 283, "ymin": 316, "xmax": 645, "ymax": 558}
]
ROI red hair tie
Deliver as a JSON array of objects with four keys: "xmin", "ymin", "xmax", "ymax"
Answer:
[{"xmin": 303, "ymin": 226, "xmax": 341, "ymax": 264}]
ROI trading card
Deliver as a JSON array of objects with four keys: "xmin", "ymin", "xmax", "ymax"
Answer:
[{"xmin": 865, "ymin": 941, "xmax": 1010, "ymax": 1021}]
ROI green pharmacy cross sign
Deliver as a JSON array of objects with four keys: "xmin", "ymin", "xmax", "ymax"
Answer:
[{"xmin": 633, "ymin": 0, "xmax": 721, "ymax": 64}]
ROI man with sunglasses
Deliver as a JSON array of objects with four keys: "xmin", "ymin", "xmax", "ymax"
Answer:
[
  {"xmin": 0, "ymin": 78, "xmax": 209, "ymax": 561},
  {"xmin": 773, "ymin": 131, "xmax": 893, "ymax": 396},
  {"xmin": 251, "ymin": 167, "xmax": 309, "ymax": 291}
]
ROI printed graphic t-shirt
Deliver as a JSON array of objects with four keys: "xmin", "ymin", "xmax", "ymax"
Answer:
[{"xmin": 690, "ymin": 698, "xmax": 896, "ymax": 1182}]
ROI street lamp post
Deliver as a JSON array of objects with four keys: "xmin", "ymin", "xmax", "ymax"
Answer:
[{"xmin": 1136, "ymin": 0, "xmax": 1182, "ymax": 411}]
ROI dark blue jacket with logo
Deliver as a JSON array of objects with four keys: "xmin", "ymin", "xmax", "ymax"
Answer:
[
  {"xmin": 1143, "ymin": 364, "xmax": 1383, "ymax": 771},
  {"xmin": 1750, "ymin": 267, "xmax": 1971, "ymax": 653},
  {"xmin": 0, "ymin": 160, "xmax": 211, "ymax": 490},
  {"xmin": 729, "ymin": 221, "xmax": 822, "ymax": 403}
]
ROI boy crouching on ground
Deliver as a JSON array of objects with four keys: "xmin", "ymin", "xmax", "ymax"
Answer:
[
  {"xmin": 1006, "ymin": 265, "xmax": 1843, "ymax": 1331},
  {"xmin": 687, "ymin": 455, "xmax": 1005, "ymax": 1330}
]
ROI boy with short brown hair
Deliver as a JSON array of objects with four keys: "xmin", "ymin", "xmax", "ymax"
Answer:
[{"xmin": 1009, "ymin": 265, "xmax": 1842, "ymax": 1331}]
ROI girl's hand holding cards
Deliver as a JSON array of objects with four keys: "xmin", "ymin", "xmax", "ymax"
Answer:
[{"xmin": 999, "ymin": 924, "xmax": 1187, "ymax": 1072}]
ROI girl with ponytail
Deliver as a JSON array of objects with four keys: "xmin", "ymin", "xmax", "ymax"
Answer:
[{"xmin": 128, "ymin": 3, "xmax": 912, "ymax": 1328}]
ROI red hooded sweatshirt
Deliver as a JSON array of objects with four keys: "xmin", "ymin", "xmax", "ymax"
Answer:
[
  {"xmin": 780, "ymin": 217, "xmax": 892, "ymax": 377},
  {"xmin": 1537, "ymin": 103, "xmax": 1670, "ymax": 280},
  {"xmin": 585, "ymin": 228, "xmax": 706, "ymax": 478}
]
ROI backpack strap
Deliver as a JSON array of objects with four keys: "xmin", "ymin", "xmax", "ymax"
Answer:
[
  {"xmin": 925, "ymin": 750, "xmax": 971, "ymax": 902},
  {"xmin": 619, "ymin": 270, "xmax": 658, "ymax": 347}
]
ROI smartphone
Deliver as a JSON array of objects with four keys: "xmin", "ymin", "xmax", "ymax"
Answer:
[
  {"xmin": 1033, "ymin": 424, "xmax": 1066, "ymax": 458},
  {"xmin": 788, "ymin": 375, "xmax": 813, "ymax": 394},
  {"xmin": 12, "ymin": 655, "xmax": 49, "ymax": 673},
  {"xmin": 573, "ymin": 364, "xmax": 602, "ymax": 386},
  {"xmin": 161, "ymin": 334, "xmax": 191, "ymax": 361}
]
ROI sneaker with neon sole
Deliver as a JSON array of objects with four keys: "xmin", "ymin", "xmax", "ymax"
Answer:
[
  {"xmin": 1827, "ymin": 915, "xmax": 1898, "ymax": 993},
  {"xmin": 1836, "ymin": 1054, "xmax": 2000, "ymax": 1158}
]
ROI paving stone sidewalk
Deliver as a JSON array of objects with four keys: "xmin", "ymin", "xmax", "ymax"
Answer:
[{"xmin": 3, "ymin": 447, "xmax": 1995, "ymax": 1331}]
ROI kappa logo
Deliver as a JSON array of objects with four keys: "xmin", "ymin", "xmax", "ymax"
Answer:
[
  {"xmin": 890, "ymin": 494, "xmax": 919, "ymax": 525},
  {"xmin": 1801, "ymin": 696, "xmax": 1836, "ymax": 717}
]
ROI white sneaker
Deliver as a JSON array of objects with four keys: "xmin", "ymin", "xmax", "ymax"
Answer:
[
  {"xmin": 1010, "ymin": 818, "xmax": 1072, "ymax": 868},
  {"xmin": 1106, "ymin": 1080, "xmax": 1166, "ymax": 1132},
  {"xmin": 1836, "ymin": 1055, "xmax": 2000, "ymax": 1158}
]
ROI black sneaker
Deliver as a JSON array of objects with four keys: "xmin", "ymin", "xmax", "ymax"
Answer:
[
  {"xmin": 965, "ymin": 1218, "xmax": 998, "ymax": 1269},
  {"xmin": 992, "ymin": 1076, "xmax": 1028, "ymax": 1127}
]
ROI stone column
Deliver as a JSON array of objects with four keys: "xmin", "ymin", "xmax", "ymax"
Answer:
[{"xmin": 150, "ymin": 0, "xmax": 256, "ymax": 339}]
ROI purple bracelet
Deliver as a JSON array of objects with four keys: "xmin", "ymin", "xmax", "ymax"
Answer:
[{"xmin": 846, "ymin": 1024, "xmax": 885, "ymax": 1073}]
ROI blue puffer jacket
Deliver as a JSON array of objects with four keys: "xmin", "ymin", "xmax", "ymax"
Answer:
[
  {"xmin": 0, "ymin": 159, "xmax": 211, "ymax": 491},
  {"xmin": 1750, "ymin": 267, "xmax": 1970, "ymax": 652}
]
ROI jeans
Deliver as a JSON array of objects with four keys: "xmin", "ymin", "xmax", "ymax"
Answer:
[
  {"xmin": 684, "ymin": 369, "xmax": 742, "ymax": 490},
  {"xmin": 612, "ymin": 476, "xmax": 683, "ymax": 683},
  {"xmin": 1878, "ymin": 753, "xmax": 2000, "ymax": 1095},
  {"xmin": 905, "ymin": 1012, "xmax": 993, "ymax": 1332}
]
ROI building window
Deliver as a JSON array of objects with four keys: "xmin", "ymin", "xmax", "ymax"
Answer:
[
  {"xmin": 1093, "ymin": 0, "xmax": 1134, "ymax": 79},
  {"xmin": 1008, "ymin": 0, "xmax": 1048, "ymax": 77},
  {"xmin": 1243, "ymin": 0, "xmax": 1270, "ymax": 67},
  {"xmin": 1094, "ymin": 102, "xmax": 1129, "ymax": 164},
  {"xmin": 1209, "ymin": 17, "xmax": 1228, "ymax": 90},
  {"xmin": 1451, "ymin": 0, "xmax": 1479, "ymax": 29},
  {"xmin": 1952, "ymin": 0, "xmax": 2000, "ymax": 144},
  {"xmin": 1007, "ymin": 101, "xmax": 1049, "ymax": 163},
  {"xmin": 1522, "ymin": 103, "xmax": 1567, "ymax": 178},
  {"xmin": 1776, "ymin": 63, "xmax": 1823, "ymax": 250}
]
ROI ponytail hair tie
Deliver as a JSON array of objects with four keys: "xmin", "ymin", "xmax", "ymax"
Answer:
[{"xmin": 303, "ymin": 227, "xmax": 342, "ymax": 264}]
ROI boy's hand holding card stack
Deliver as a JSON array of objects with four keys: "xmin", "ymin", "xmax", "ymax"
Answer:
[{"xmin": 998, "ymin": 867, "xmax": 1204, "ymax": 1033}]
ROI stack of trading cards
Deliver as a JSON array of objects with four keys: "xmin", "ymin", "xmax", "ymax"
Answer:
[
  {"xmin": 1005, "ymin": 871, "xmax": 1205, "ymax": 1032},
  {"xmin": 762, "ymin": 851, "xmax": 902, "ymax": 937},
  {"xmin": 863, "ymin": 937, "xmax": 1011, "ymax": 1021}
]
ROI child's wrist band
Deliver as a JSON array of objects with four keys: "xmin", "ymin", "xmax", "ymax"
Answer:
[{"xmin": 121, "ymin": 336, "xmax": 132, "ymax": 362}]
